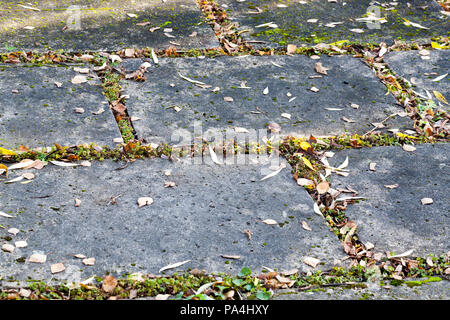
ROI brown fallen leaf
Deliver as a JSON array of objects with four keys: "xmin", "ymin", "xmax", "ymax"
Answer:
[
  {"xmin": 102, "ymin": 275, "xmax": 118, "ymax": 293},
  {"xmin": 316, "ymin": 181, "xmax": 330, "ymax": 194},
  {"xmin": 164, "ymin": 181, "xmax": 176, "ymax": 188},
  {"xmin": 71, "ymin": 75, "xmax": 88, "ymax": 84},
  {"xmin": 242, "ymin": 229, "xmax": 253, "ymax": 240},
  {"xmin": 314, "ymin": 62, "xmax": 329, "ymax": 75},
  {"xmin": 287, "ymin": 44, "xmax": 297, "ymax": 54},
  {"xmin": 262, "ymin": 219, "xmax": 278, "ymax": 225}
]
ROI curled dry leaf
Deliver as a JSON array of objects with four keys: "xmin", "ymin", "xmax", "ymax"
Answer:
[
  {"xmin": 301, "ymin": 221, "xmax": 312, "ymax": 231},
  {"xmin": 137, "ymin": 197, "xmax": 154, "ymax": 208},
  {"xmin": 75, "ymin": 198, "xmax": 81, "ymax": 207},
  {"xmin": 159, "ymin": 260, "xmax": 191, "ymax": 273},
  {"xmin": 164, "ymin": 181, "xmax": 176, "ymax": 188},
  {"xmin": 51, "ymin": 263, "xmax": 66, "ymax": 274},
  {"xmin": 384, "ymin": 184, "xmax": 399, "ymax": 189},
  {"xmin": 314, "ymin": 62, "xmax": 329, "ymax": 75},
  {"xmin": 369, "ymin": 162, "xmax": 377, "ymax": 171},
  {"xmin": 221, "ymin": 255, "xmax": 241, "ymax": 260}
]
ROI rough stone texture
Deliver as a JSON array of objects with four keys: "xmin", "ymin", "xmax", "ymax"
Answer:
[
  {"xmin": 0, "ymin": 0, "xmax": 219, "ymax": 51},
  {"xmin": 0, "ymin": 158, "xmax": 344, "ymax": 281},
  {"xmin": 329, "ymin": 144, "xmax": 450, "ymax": 257},
  {"xmin": 273, "ymin": 279, "xmax": 450, "ymax": 300},
  {"xmin": 218, "ymin": 0, "xmax": 449, "ymax": 48},
  {"xmin": 0, "ymin": 64, "xmax": 121, "ymax": 149},
  {"xmin": 121, "ymin": 55, "xmax": 410, "ymax": 144},
  {"xmin": 384, "ymin": 50, "xmax": 449, "ymax": 106}
]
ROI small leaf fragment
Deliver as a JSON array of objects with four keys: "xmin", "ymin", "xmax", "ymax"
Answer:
[{"xmin": 421, "ymin": 198, "xmax": 433, "ymax": 205}]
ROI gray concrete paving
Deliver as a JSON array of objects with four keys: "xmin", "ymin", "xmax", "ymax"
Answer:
[
  {"xmin": 121, "ymin": 55, "xmax": 410, "ymax": 144},
  {"xmin": 329, "ymin": 143, "xmax": 450, "ymax": 257},
  {"xmin": 0, "ymin": 64, "xmax": 121, "ymax": 149},
  {"xmin": 273, "ymin": 278, "xmax": 450, "ymax": 300},
  {"xmin": 218, "ymin": 0, "xmax": 449, "ymax": 48},
  {"xmin": 0, "ymin": 158, "xmax": 344, "ymax": 281},
  {"xmin": 0, "ymin": 0, "xmax": 219, "ymax": 52}
]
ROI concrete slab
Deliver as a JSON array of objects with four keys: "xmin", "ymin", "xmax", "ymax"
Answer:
[
  {"xmin": 0, "ymin": 0, "xmax": 219, "ymax": 52},
  {"xmin": 218, "ymin": 0, "xmax": 449, "ymax": 48},
  {"xmin": 273, "ymin": 279, "xmax": 450, "ymax": 300},
  {"xmin": 384, "ymin": 50, "xmax": 449, "ymax": 107},
  {"xmin": 0, "ymin": 158, "xmax": 343, "ymax": 281},
  {"xmin": 121, "ymin": 55, "xmax": 410, "ymax": 144},
  {"xmin": 0, "ymin": 64, "xmax": 121, "ymax": 149},
  {"xmin": 328, "ymin": 144, "xmax": 450, "ymax": 257}
]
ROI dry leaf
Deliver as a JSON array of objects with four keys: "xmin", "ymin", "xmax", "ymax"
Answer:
[
  {"xmin": 82, "ymin": 257, "xmax": 95, "ymax": 266},
  {"xmin": 316, "ymin": 181, "xmax": 330, "ymax": 194},
  {"xmin": 8, "ymin": 228, "xmax": 20, "ymax": 236},
  {"xmin": 297, "ymin": 178, "xmax": 314, "ymax": 186},
  {"xmin": 384, "ymin": 184, "xmax": 399, "ymax": 189},
  {"xmin": 102, "ymin": 275, "xmax": 118, "ymax": 293},
  {"xmin": 369, "ymin": 163, "xmax": 376, "ymax": 171},
  {"xmin": 303, "ymin": 256, "xmax": 320, "ymax": 268},
  {"xmin": 208, "ymin": 145, "xmax": 222, "ymax": 165},
  {"xmin": 137, "ymin": 197, "xmax": 154, "ymax": 208},
  {"xmin": 51, "ymin": 263, "xmax": 66, "ymax": 274},
  {"xmin": 73, "ymin": 67, "xmax": 89, "ymax": 74},
  {"xmin": 301, "ymin": 221, "xmax": 312, "ymax": 231},
  {"xmin": 221, "ymin": 255, "xmax": 241, "ymax": 260},
  {"xmin": 314, "ymin": 62, "xmax": 329, "ymax": 75},
  {"xmin": 263, "ymin": 87, "xmax": 269, "ymax": 95},
  {"xmin": 350, "ymin": 103, "xmax": 360, "ymax": 109},
  {"xmin": 74, "ymin": 108, "xmax": 85, "ymax": 114},
  {"xmin": 15, "ymin": 241, "xmax": 27, "ymax": 248},
  {"xmin": 287, "ymin": 44, "xmax": 297, "ymax": 54},
  {"xmin": 260, "ymin": 163, "xmax": 286, "ymax": 181},
  {"xmin": 74, "ymin": 198, "xmax": 81, "ymax": 207},
  {"xmin": 402, "ymin": 145, "xmax": 416, "ymax": 152},
  {"xmin": 224, "ymin": 96, "xmax": 234, "ymax": 102},
  {"xmin": 433, "ymin": 90, "xmax": 448, "ymax": 105},
  {"xmin": 262, "ymin": 219, "xmax": 278, "ymax": 225},
  {"xmin": 281, "ymin": 113, "xmax": 291, "ymax": 119},
  {"xmin": 159, "ymin": 260, "xmax": 191, "ymax": 273},
  {"xmin": 164, "ymin": 181, "xmax": 176, "ymax": 188},
  {"xmin": 421, "ymin": 198, "xmax": 433, "ymax": 205},
  {"xmin": 310, "ymin": 86, "xmax": 319, "ymax": 92},
  {"xmin": 313, "ymin": 202, "xmax": 323, "ymax": 216},
  {"xmin": 74, "ymin": 254, "xmax": 86, "ymax": 259},
  {"xmin": 71, "ymin": 75, "xmax": 88, "ymax": 84},
  {"xmin": 29, "ymin": 253, "xmax": 47, "ymax": 263},
  {"xmin": 50, "ymin": 161, "xmax": 79, "ymax": 167},
  {"xmin": 389, "ymin": 249, "xmax": 414, "ymax": 259},
  {"xmin": 2, "ymin": 244, "xmax": 15, "ymax": 253},
  {"xmin": 0, "ymin": 211, "xmax": 14, "ymax": 218},
  {"xmin": 268, "ymin": 122, "xmax": 281, "ymax": 133}
]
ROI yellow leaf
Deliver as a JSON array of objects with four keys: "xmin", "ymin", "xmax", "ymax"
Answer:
[
  {"xmin": 328, "ymin": 40, "xmax": 349, "ymax": 46},
  {"xmin": 300, "ymin": 141, "xmax": 311, "ymax": 151},
  {"xmin": 0, "ymin": 147, "xmax": 16, "ymax": 155},
  {"xmin": 433, "ymin": 90, "xmax": 448, "ymax": 105},
  {"xmin": 396, "ymin": 133, "xmax": 418, "ymax": 139},
  {"xmin": 431, "ymin": 42, "xmax": 443, "ymax": 49},
  {"xmin": 0, "ymin": 164, "xmax": 8, "ymax": 176},
  {"xmin": 301, "ymin": 157, "xmax": 315, "ymax": 171}
]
